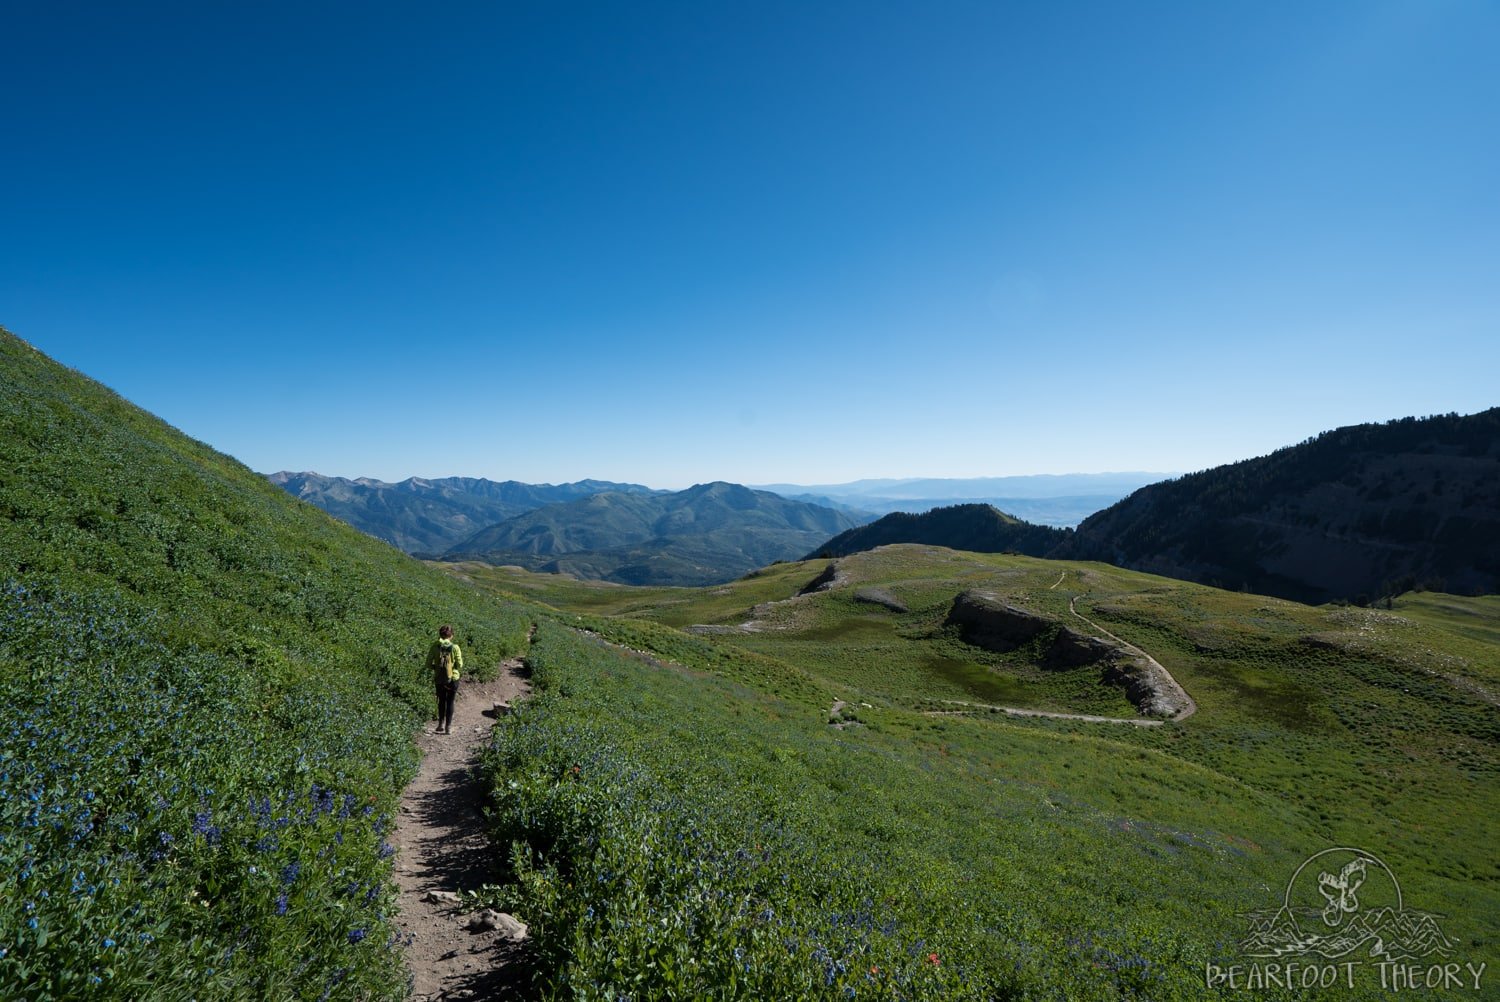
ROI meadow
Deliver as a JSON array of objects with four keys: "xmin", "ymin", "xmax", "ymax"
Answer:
[
  {"xmin": 0, "ymin": 331, "xmax": 530, "ymax": 999},
  {"xmin": 461, "ymin": 549, "xmax": 1499, "ymax": 999},
  {"xmin": 5, "ymin": 325, "xmax": 1495, "ymax": 1000}
]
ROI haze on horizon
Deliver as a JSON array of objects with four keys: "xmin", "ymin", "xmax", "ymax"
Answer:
[{"xmin": 3, "ymin": 2, "xmax": 1496, "ymax": 488}]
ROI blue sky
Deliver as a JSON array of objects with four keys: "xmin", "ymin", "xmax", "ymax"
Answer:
[{"xmin": 3, "ymin": 1, "xmax": 1496, "ymax": 489}]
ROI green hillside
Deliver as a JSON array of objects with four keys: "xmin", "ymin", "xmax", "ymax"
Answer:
[
  {"xmin": 458, "ymin": 547, "xmax": 1499, "ymax": 999},
  {"xmin": 6, "ymin": 326, "xmax": 1495, "ymax": 1000},
  {"xmin": 445, "ymin": 482, "xmax": 865, "ymax": 586},
  {"xmin": 0, "ymin": 330, "xmax": 530, "ymax": 999}
]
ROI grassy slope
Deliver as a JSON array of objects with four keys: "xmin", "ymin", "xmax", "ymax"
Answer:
[
  {"xmin": 0, "ymin": 330, "xmax": 531, "ymax": 999},
  {"xmin": 458, "ymin": 547, "xmax": 1498, "ymax": 999}
]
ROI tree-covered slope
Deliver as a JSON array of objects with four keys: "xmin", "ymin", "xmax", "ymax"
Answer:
[
  {"xmin": 446, "ymin": 481, "xmax": 866, "ymax": 586},
  {"xmin": 0, "ymin": 329, "xmax": 530, "ymax": 999},
  {"xmin": 808, "ymin": 412, "xmax": 1500, "ymax": 605},
  {"xmin": 267, "ymin": 471, "xmax": 660, "ymax": 556},
  {"xmin": 1059, "ymin": 409, "xmax": 1500, "ymax": 603},
  {"xmin": 810, "ymin": 502, "xmax": 1068, "ymax": 560}
]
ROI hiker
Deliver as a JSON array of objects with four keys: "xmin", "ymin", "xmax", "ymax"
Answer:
[{"xmin": 426, "ymin": 625, "xmax": 463, "ymax": 734}]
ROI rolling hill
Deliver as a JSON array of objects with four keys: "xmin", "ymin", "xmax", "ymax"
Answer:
[
  {"xmin": 444, "ymin": 481, "xmax": 868, "ymax": 586},
  {"xmin": 267, "ymin": 471, "xmax": 661, "ymax": 555},
  {"xmin": 5, "ymin": 327, "xmax": 1496, "ymax": 1000},
  {"xmin": 453, "ymin": 545, "xmax": 1499, "ymax": 1000}
]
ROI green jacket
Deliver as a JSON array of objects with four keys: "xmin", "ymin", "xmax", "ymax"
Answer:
[{"xmin": 427, "ymin": 638, "xmax": 463, "ymax": 684}]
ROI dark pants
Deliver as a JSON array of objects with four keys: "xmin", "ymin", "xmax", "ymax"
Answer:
[{"xmin": 435, "ymin": 680, "xmax": 458, "ymax": 730}]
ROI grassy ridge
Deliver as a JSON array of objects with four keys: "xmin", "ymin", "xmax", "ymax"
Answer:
[
  {"xmin": 463, "ymin": 548, "xmax": 1498, "ymax": 998},
  {"xmin": 0, "ymin": 330, "xmax": 530, "ymax": 999},
  {"xmin": 479, "ymin": 619, "xmax": 1314, "ymax": 1000}
]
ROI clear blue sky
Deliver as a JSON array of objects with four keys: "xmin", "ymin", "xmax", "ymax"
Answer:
[{"xmin": 4, "ymin": 1, "xmax": 1496, "ymax": 489}]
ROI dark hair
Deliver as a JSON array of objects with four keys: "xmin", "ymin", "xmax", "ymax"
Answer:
[{"xmin": 438, "ymin": 624, "xmax": 453, "ymax": 639}]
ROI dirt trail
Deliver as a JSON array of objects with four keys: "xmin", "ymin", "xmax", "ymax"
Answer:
[
  {"xmin": 391, "ymin": 661, "xmax": 532, "ymax": 1001},
  {"xmin": 928, "ymin": 571, "xmax": 1197, "ymax": 726},
  {"xmin": 1067, "ymin": 592, "xmax": 1197, "ymax": 722}
]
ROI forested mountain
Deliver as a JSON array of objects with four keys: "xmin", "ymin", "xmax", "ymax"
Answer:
[
  {"xmin": 812, "ymin": 503, "xmax": 1067, "ymax": 560},
  {"xmin": 758, "ymin": 473, "xmax": 1166, "ymax": 527},
  {"xmin": 446, "ymin": 481, "xmax": 866, "ymax": 586},
  {"xmin": 810, "ymin": 411, "xmax": 1500, "ymax": 604},
  {"xmin": 267, "ymin": 471, "xmax": 660, "ymax": 555},
  {"xmin": 1058, "ymin": 409, "xmax": 1500, "ymax": 603}
]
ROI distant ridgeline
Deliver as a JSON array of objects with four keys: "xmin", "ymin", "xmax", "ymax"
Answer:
[
  {"xmin": 271, "ymin": 473, "xmax": 870, "ymax": 588},
  {"xmin": 816, "ymin": 409, "xmax": 1500, "ymax": 605},
  {"xmin": 267, "ymin": 471, "xmax": 664, "ymax": 556},
  {"xmin": 442, "ymin": 481, "xmax": 865, "ymax": 587}
]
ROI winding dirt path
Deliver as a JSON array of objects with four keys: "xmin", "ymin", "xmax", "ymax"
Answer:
[
  {"xmin": 929, "ymin": 571, "xmax": 1197, "ymax": 726},
  {"xmin": 1067, "ymin": 592, "xmax": 1197, "ymax": 722},
  {"xmin": 391, "ymin": 661, "xmax": 532, "ymax": 1001}
]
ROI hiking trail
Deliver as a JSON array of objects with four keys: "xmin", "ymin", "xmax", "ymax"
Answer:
[
  {"xmin": 926, "ymin": 571, "xmax": 1197, "ymax": 726},
  {"xmin": 391, "ymin": 657, "xmax": 532, "ymax": 1001}
]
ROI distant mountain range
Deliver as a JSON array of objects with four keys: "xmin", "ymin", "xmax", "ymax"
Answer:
[
  {"xmin": 444, "ymin": 481, "xmax": 864, "ymax": 586},
  {"xmin": 266, "ymin": 472, "xmax": 662, "ymax": 555},
  {"xmin": 753, "ymin": 473, "xmax": 1170, "ymax": 527},
  {"xmin": 815, "ymin": 410, "xmax": 1500, "ymax": 604},
  {"xmin": 267, "ymin": 474, "xmax": 869, "ymax": 587}
]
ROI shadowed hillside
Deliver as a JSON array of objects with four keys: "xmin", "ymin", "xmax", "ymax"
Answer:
[
  {"xmin": 811, "ymin": 502, "xmax": 1067, "ymax": 560},
  {"xmin": 1058, "ymin": 409, "xmax": 1500, "ymax": 603},
  {"xmin": 809, "ymin": 412, "xmax": 1500, "ymax": 605}
]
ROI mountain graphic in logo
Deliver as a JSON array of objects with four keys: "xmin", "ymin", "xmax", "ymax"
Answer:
[{"xmin": 1240, "ymin": 848, "xmax": 1457, "ymax": 962}]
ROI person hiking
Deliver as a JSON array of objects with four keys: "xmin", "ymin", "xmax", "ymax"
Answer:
[{"xmin": 426, "ymin": 625, "xmax": 463, "ymax": 734}]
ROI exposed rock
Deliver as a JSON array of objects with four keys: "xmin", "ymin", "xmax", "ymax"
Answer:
[
  {"xmin": 466, "ymin": 909, "xmax": 528, "ymax": 941},
  {"xmin": 853, "ymin": 587, "xmax": 908, "ymax": 613},
  {"xmin": 799, "ymin": 561, "xmax": 846, "ymax": 595},
  {"xmin": 423, "ymin": 890, "xmax": 461, "ymax": 905},
  {"xmin": 1043, "ymin": 627, "xmax": 1117, "ymax": 668},
  {"xmin": 827, "ymin": 700, "xmax": 864, "ymax": 729},
  {"xmin": 1102, "ymin": 656, "xmax": 1189, "ymax": 718},
  {"xmin": 945, "ymin": 591, "xmax": 1051, "ymax": 650},
  {"xmin": 946, "ymin": 590, "xmax": 1189, "ymax": 719}
]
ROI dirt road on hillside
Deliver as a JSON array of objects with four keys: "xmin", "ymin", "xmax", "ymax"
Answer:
[{"xmin": 391, "ymin": 662, "xmax": 532, "ymax": 1001}]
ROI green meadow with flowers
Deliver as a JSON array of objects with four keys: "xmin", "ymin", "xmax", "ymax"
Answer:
[
  {"xmin": 0, "ymin": 330, "xmax": 528, "ymax": 999},
  {"xmin": 4, "ymin": 325, "xmax": 1497, "ymax": 1000},
  {"xmin": 463, "ymin": 552, "xmax": 1498, "ymax": 1000}
]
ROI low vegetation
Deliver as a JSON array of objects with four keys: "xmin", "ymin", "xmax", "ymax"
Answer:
[
  {"xmin": 0, "ymin": 331, "xmax": 529, "ymax": 999},
  {"xmin": 463, "ymin": 548, "xmax": 1498, "ymax": 999}
]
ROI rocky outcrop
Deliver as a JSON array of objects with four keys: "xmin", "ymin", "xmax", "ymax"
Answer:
[
  {"xmin": 1044, "ymin": 628, "xmax": 1117, "ymax": 668},
  {"xmin": 799, "ymin": 561, "xmax": 846, "ymax": 595},
  {"xmin": 945, "ymin": 591, "xmax": 1188, "ymax": 718},
  {"xmin": 945, "ymin": 591, "xmax": 1051, "ymax": 650},
  {"xmin": 1101, "ymin": 657, "xmax": 1189, "ymax": 718}
]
